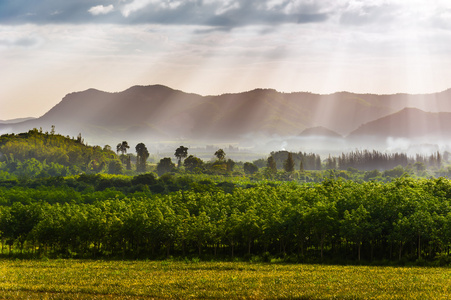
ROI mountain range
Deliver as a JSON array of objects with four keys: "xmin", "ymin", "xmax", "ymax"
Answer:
[{"xmin": 2, "ymin": 85, "xmax": 451, "ymax": 152}]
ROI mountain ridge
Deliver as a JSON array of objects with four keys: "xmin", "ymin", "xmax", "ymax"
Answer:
[{"xmin": 2, "ymin": 85, "xmax": 451, "ymax": 149}]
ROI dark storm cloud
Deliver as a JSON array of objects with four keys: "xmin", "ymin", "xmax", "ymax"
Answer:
[{"xmin": 0, "ymin": 0, "xmax": 331, "ymax": 28}]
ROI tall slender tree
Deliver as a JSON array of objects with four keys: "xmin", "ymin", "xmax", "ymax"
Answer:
[
  {"xmin": 135, "ymin": 143, "xmax": 149, "ymax": 173},
  {"xmin": 174, "ymin": 146, "xmax": 188, "ymax": 168},
  {"xmin": 267, "ymin": 156, "xmax": 277, "ymax": 173},
  {"xmin": 284, "ymin": 152, "xmax": 295, "ymax": 172}
]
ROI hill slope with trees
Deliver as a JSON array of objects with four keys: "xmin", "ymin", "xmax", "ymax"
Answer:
[{"xmin": 0, "ymin": 129, "xmax": 117, "ymax": 177}]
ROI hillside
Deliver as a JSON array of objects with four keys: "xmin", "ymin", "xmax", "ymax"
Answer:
[{"xmin": 0, "ymin": 129, "xmax": 117, "ymax": 176}]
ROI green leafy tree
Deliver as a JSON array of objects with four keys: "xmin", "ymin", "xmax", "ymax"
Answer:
[
  {"xmin": 214, "ymin": 149, "xmax": 226, "ymax": 161},
  {"xmin": 131, "ymin": 172, "xmax": 157, "ymax": 185},
  {"xmin": 244, "ymin": 162, "xmax": 258, "ymax": 175},
  {"xmin": 288, "ymin": 203, "xmax": 309, "ymax": 257},
  {"xmin": 283, "ymin": 152, "xmax": 295, "ymax": 172},
  {"xmin": 107, "ymin": 159, "xmax": 123, "ymax": 175},
  {"xmin": 267, "ymin": 156, "xmax": 277, "ymax": 173},
  {"xmin": 240, "ymin": 207, "xmax": 262, "ymax": 255},
  {"xmin": 135, "ymin": 143, "xmax": 149, "ymax": 173},
  {"xmin": 7, "ymin": 202, "xmax": 42, "ymax": 253},
  {"xmin": 391, "ymin": 213, "xmax": 413, "ymax": 260},
  {"xmin": 116, "ymin": 141, "xmax": 130, "ymax": 155},
  {"xmin": 340, "ymin": 205, "xmax": 370, "ymax": 261},
  {"xmin": 364, "ymin": 169, "xmax": 382, "ymax": 181},
  {"xmin": 226, "ymin": 159, "xmax": 235, "ymax": 172},
  {"xmin": 306, "ymin": 200, "xmax": 338, "ymax": 259},
  {"xmin": 157, "ymin": 157, "xmax": 176, "ymax": 176},
  {"xmin": 187, "ymin": 211, "xmax": 213, "ymax": 256},
  {"xmin": 409, "ymin": 209, "xmax": 434, "ymax": 260},
  {"xmin": 184, "ymin": 155, "xmax": 203, "ymax": 173},
  {"xmin": 383, "ymin": 166, "xmax": 405, "ymax": 178},
  {"xmin": 174, "ymin": 146, "xmax": 188, "ymax": 168}
]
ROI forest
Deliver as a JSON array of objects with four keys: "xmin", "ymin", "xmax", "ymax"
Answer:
[{"xmin": 1, "ymin": 129, "xmax": 451, "ymax": 264}]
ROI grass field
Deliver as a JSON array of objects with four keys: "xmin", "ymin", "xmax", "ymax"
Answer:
[{"xmin": 0, "ymin": 259, "xmax": 450, "ymax": 299}]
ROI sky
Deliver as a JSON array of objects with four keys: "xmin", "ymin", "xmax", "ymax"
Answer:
[{"xmin": 2, "ymin": 0, "xmax": 451, "ymax": 120}]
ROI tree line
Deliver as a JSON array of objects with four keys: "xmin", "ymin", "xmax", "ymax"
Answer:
[
  {"xmin": 259, "ymin": 150, "xmax": 447, "ymax": 172},
  {"xmin": 1, "ymin": 130, "xmax": 450, "ymax": 182},
  {"xmin": 1, "ymin": 177, "xmax": 451, "ymax": 264}
]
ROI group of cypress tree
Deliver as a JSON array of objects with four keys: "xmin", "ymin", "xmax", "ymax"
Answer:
[{"xmin": 266, "ymin": 150, "xmax": 447, "ymax": 172}]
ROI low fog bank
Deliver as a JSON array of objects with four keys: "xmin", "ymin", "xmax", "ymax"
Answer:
[
  {"xmin": 127, "ymin": 134, "xmax": 451, "ymax": 163},
  {"xmin": 236, "ymin": 134, "xmax": 451, "ymax": 157},
  {"xmin": 3, "ymin": 123, "xmax": 450, "ymax": 163}
]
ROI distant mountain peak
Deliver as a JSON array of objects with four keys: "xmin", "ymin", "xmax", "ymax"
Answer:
[
  {"xmin": 397, "ymin": 107, "xmax": 425, "ymax": 113},
  {"xmin": 124, "ymin": 84, "xmax": 174, "ymax": 92}
]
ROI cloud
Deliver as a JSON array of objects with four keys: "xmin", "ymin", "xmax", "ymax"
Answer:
[
  {"xmin": 0, "ymin": 36, "xmax": 39, "ymax": 48},
  {"xmin": 121, "ymin": 0, "xmax": 156, "ymax": 18},
  {"xmin": 338, "ymin": 1, "xmax": 402, "ymax": 26},
  {"xmin": 88, "ymin": 5, "xmax": 114, "ymax": 16},
  {"xmin": 1, "ymin": 1, "xmax": 451, "ymax": 43},
  {"xmin": 117, "ymin": 0, "xmax": 332, "ymax": 28},
  {"xmin": 0, "ymin": 0, "xmax": 431, "ymax": 28},
  {"xmin": 0, "ymin": 0, "xmax": 332, "ymax": 28},
  {"xmin": 121, "ymin": 0, "xmax": 186, "ymax": 17},
  {"xmin": 214, "ymin": 1, "xmax": 241, "ymax": 15}
]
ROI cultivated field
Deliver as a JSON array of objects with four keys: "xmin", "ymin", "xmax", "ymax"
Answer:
[{"xmin": 0, "ymin": 259, "xmax": 450, "ymax": 299}]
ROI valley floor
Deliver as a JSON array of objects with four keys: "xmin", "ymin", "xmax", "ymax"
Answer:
[{"xmin": 0, "ymin": 259, "xmax": 450, "ymax": 299}]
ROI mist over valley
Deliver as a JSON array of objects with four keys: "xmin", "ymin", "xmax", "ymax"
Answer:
[{"xmin": 2, "ymin": 85, "xmax": 451, "ymax": 160}]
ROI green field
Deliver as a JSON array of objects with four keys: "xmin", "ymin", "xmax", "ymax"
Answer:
[{"xmin": 1, "ymin": 260, "xmax": 450, "ymax": 299}]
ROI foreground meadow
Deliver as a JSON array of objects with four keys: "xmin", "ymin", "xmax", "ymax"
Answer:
[{"xmin": 0, "ymin": 260, "xmax": 450, "ymax": 299}]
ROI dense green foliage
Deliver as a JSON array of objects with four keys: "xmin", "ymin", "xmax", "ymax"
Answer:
[
  {"xmin": 0, "ymin": 129, "xmax": 116, "ymax": 177},
  {"xmin": 0, "ymin": 175, "xmax": 451, "ymax": 265},
  {"xmin": 2, "ymin": 130, "xmax": 451, "ymax": 265},
  {"xmin": 1, "ymin": 260, "xmax": 450, "ymax": 299}
]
